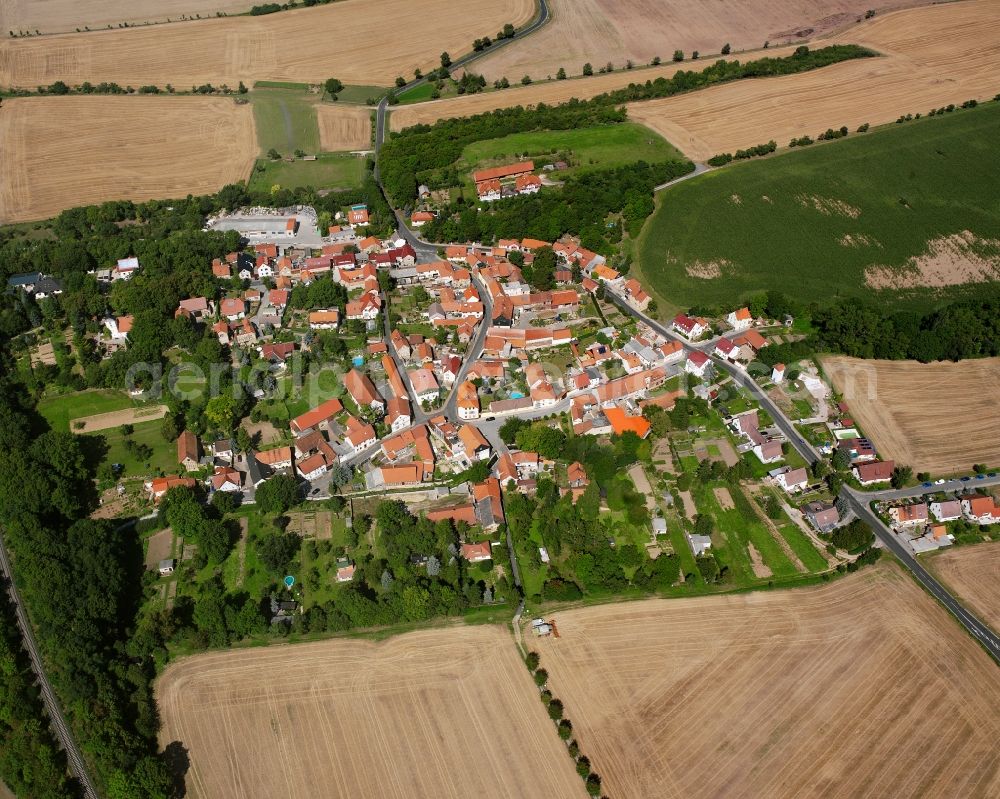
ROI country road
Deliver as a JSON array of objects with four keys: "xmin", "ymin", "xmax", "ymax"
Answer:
[
  {"xmin": 0, "ymin": 535, "xmax": 100, "ymax": 798},
  {"xmin": 604, "ymin": 289, "xmax": 1000, "ymax": 665}
]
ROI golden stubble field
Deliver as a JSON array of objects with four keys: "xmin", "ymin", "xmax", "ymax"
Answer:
[
  {"xmin": 628, "ymin": 0, "xmax": 1000, "ymax": 160},
  {"xmin": 533, "ymin": 563, "xmax": 1000, "ymax": 799},
  {"xmin": 473, "ymin": 0, "xmax": 927, "ymax": 82},
  {"xmin": 0, "ymin": 96, "xmax": 256, "ymax": 224},
  {"xmin": 823, "ymin": 356, "xmax": 1000, "ymax": 475},
  {"xmin": 0, "ymin": 0, "xmax": 534, "ymax": 88},
  {"xmin": 316, "ymin": 104, "xmax": 373, "ymax": 152},
  {"xmin": 928, "ymin": 543, "xmax": 1000, "ymax": 633},
  {"xmin": 157, "ymin": 625, "xmax": 587, "ymax": 799},
  {"xmin": 0, "ymin": 0, "xmax": 251, "ymax": 36}
]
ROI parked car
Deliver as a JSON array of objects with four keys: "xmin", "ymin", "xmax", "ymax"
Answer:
[{"xmin": 922, "ymin": 481, "xmax": 933, "ymax": 488}]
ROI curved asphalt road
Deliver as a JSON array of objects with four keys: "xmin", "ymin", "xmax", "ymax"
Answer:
[{"xmin": 604, "ymin": 288, "xmax": 1000, "ymax": 665}]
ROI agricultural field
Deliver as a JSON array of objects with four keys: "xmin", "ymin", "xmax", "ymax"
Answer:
[
  {"xmin": 0, "ymin": 96, "xmax": 256, "ymax": 223},
  {"xmin": 629, "ymin": 0, "xmax": 1000, "ymax": 160},
  {"xmin": 473, "ymin": 0, "xmax": 928, "ymax": 82},
  {"xmin": 634, "ymin": 101, "xmax": 1000, "ymax": 314},
  {"xmin": 927, "ymin": 542, "xmax": 1000, "ymax": 633},
  {"xmin": 157, "ymin": 626, "xmax": 586, "ymax": 799},
  {"xmin": 0, "ymin": 0, "xmax": 250, "ymax": 36},
  {"xmin": 533, "ymin": 563, "xmax": 1000, "ymax": 799},
  {"xmin": 0, "ymin": 0, "xmax": 535, "ymax": 88},
  {"xmin": 316, "ymin": 104, "xmax": 374, "ymax": 151},
  {"xmin": 822, "ymin": 356, "xmax": 1000, "ymax": 475},
  {"xmin": 248, "ymin": 153, "xmax": 366, "ymax": 193},
  {"xmin": 250, "ymin": 86, "xmax": 322, "ymax": 155}
]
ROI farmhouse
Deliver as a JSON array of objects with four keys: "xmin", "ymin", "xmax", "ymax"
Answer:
[
  {"xmin": 177, "ymin": 431, "xmax": 201, "ymax": 471},
  {"xmin": 473, "ymin": 161, "xmax": 534, "ymax": 183},
  {"xmin": 147, "ymin": 476, "xmax": 197, "ymax": 501}
]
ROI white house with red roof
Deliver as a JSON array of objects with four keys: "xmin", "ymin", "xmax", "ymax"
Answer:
[
  {"xmin": 672, "ymin": 313, "xmax": 708, "ymax": 339},
  {"xmin": 726, "ymin": 307, "xmax": 753, "ymax": 331},
  {"xmin": 713, "ymin": 337, "xmax": 737, "ymax": 360},
  {"xmin": 685, "ymin": 350, "xmax": 711, "ymax": 378}
]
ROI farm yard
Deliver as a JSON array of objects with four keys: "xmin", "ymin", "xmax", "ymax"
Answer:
[
  {"xmin": 927, "ymin": 543, "xmax": 1000, "ymax": 633},
  {"xmin": 533, "ymin": 563, "xmax": 1000, "ymax": 799},
  {"xmin": 822, "ymin": 356, "xmax": 1000, "ymax": 475},
  {"xmin": 472, "ymin": 0, "xmax": 921, "ymax": 82},
  {"xmin": 634, "ymin": 100, "xmax": 1000, "ymax": 313},
  {"xmin": 316, "ymin": 104, "xmax": 374, "ymax": 152},
  {"xmin": 628, "ymin": 0, "xmax": 1000, "ymax": 161},
  {"xmin": 157, "ymin": 626, "xmax": 586, "ymax": 799},
  {"xmin": 0, "ymin": 0, "xmax": 251, "ymax": 36},
  {"xmin": 0, "ymin": 0, "xmax": 535, "ymax": 88},
  {"xmin": 0, "ymin": 96, "xmax": 256, "ymax": 224}
]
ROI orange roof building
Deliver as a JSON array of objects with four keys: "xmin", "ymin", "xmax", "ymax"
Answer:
[
  {"xmin": 472, "ymin": 160, "xmax": 534, "ymax": 183},
  {"xmin": 603, "ymin": 406, "xmax": 652, "ymax": 439}
]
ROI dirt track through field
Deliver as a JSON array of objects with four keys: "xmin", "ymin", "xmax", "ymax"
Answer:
[
  {"xmin": 0, "ymin": 0, "xmax": 534, "ymax": 88},
  {"xmin": 158, "ymin": 625, "xmax": 586, "ymax": 799},
  {"xmin": 534, "ymin": 563, "xmax": 1000, "ymax": 798},
  {"xmin": 628, "ymin": 0, "xmax": 1000, "ymax": 160},
  {"xmin": 473, "ymin": 0, "xmax": 927, "ymax": 82},
  {"xmin": 0, "ymin": 96, "xmax": 255, "ymax": 223},
  {"xmin": 72, "ymin": 404, "xmax": 168, "ymax": 433},
  {"xmin": 317, "ymin": 104, "xmax": 373, "ymax": 151},
  {"xmin": 0, "ymin": 0, "xmax": 252, "ymax": 36},
  {"xmin": 928, "ymin": 543, "xmax": 1000, "ymax": 633},
  {"xmin": 823, "ymin": 356, "xmax": 1000, "ymax": 474}
]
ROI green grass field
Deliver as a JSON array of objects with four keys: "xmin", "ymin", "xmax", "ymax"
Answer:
[
  {"xmin": 250, "ymin": 87, "xmax": 322, "ymax": 155},
  {"xmin": 38, "ymin": 389, "xmax": 137, "ymax": 432},
  {"xmin": 96, "ymin": 419, "xmax": 176, "ymax": 476},
  {"xmin": 635, "ymin": 103, "xmax": 1000, "ymax": 314},
  {"xmin": 336, "ymin": 85, "xmax": 390, "ymax": 104},
  {"xmin": 457, "ymin": 123, "xmax": 683, "ymax": 191},
  {"xmin": 249, "ymin": 152, "xmax": 366, "ymax": 192}
]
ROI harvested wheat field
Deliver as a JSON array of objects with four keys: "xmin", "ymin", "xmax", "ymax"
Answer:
[
  {"xmin": 474, "ymin": 0, "xmax": 926, "ymax": 82},
  {"xmin": 390, "ymin": 42, "xmax": 799, "ymax": 131},
  {"xmin": 317, "ymin": 104, "xmax": 373, "ymax": 151},
  {"xmin": 0, "ymin": 0, "xmax": 534, "ymax": 89},
  {"xmin": 71, "ymin": 404, "xmax": 168, "ymax": 433},
  {"xmin": 929, "ymin": 543, "xmax": 1000, "ymax": 633},
  {"xmin": 534, "ymin": 563, "xmax": 1000, "ymax": 799},
  {"xmin": 0, "ymin": 0, "xmax": 251, "ymax": 36},
  {"xmin": 157, "ymin": 625, "xmax": 586, "ymax": 799},
  {"xmin": 0, "ymin": 96, "xmax": 255, "ymax": 223},
  {"xmin": 823, "ymin": 356, "xmax": 1000, "ymax": 474},
  {"xmin": 628, "ymin": 0, "xmax": 1000, "ymax": 160}
]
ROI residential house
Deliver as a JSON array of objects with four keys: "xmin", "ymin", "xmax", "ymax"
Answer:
[
  {"xmin": 256, "ymin": 446, "xmax": 293, "ymax": 472},
  {"xmin": 104, "ymin": 315, "xmax": 133, "ymax": 342},
  {"xmin": 343, "ymin": 416, "xmax": 377, "ymax": 455},
  {"xmin": 472, "ymin": 478, "xmax": 505, "ymax": 530},
  {"xmin": 515, "ymin": 173, "xmax": 542, "ymax": 195},
  {"xmin": 348, "ymin": 206, "xmax": 369, "ymax": 226},
  {"xmin": 803, "ymin": 501, "xmax": 840, "ymax": 533},
  {"xmin": 685, "ymin": 350, "xmax": 711, "ymax": 378},
  {"xmin": 344, "ymin": 368, "xmax": 384, "ymax": 413},
  {"xmin": 853, "ymin": 460, "xmax": 895, "ymax": 486},
  {"xmin": 687, "ymin": 533, "xmax": 713, "ymax": 556},
  {"xmin": 175, "ymin": 297, "xmax": 211, "ymax": 321},
  {"xmin": 457, "ymin": 424, "xmax": 490, "ymax": 461},
  {"xmin": 753, "ymin": 440, "xmax": 785, "ymax": 464},
  {"xmin": 930, "ymin": 499, "xmax": 962, "ymax": 522},
  {"xmin": 889, "ymin": 502, "xmax": 929, "ymax": 527},
  {"xmin": 308, "ymin": 309, "xmax": 340, "ymax": 329},
  {"xmin": 177, "ymin": 431, "xmax": 201, "ymax": 471},
  {"xmin": 387, "ymin": 397, "xmax": 412, "ymax": 432},
  {"xmin": 456, "ymin": 381, "xmax": 480, "ymax": 420},
  {"xmin": 297, "ymin": 451, "xmax": 330, "ymax": 481},
  {"xmin": 210, "ymin": 466, "xmax": 242, "ymax": 493},
  {"xmin": 772, "ymin": 363, "xmax": 786, "ymax": 383},
  {"xmin": 726, "ymin": 307, "xmax": 753, "ymax": 331},
  {"xmin": 623, "ymin": 278, "xmax": 651, "ymax": 311},
  {"xmin": 774, "ymin": 466, "xmax": 809, "ymax": 493},
  {"xmin": 290, "ymin": 398, "xmax": 344, "ymax": 436},
  {"xmin": 672, "ymin": 313, "xmax": 708, "ymax": 339},
  {"xmin": 147, "ymin": 476, "xmax": 197, "ymax": 501},
  {"xmin": 112, "ymin": 257, "xmax": 140, "ymax": 281},
  {"xmin": 409, "ymin": 367, "xmax": 440, "ymax": 405},
  {"xmin": 603, "ymin": 406, "xmax": 652, "ymax": 439},
  {"xmin": 220, "ymin": 297, "xmax": 246, "ymax": 321},
  {"xmin": 962, "ymin": 495, "xmax": 1000, "ymax": 525},
  {"xmin": 212, "ymin": 439, "xmax": 234, "ymax": 461}
]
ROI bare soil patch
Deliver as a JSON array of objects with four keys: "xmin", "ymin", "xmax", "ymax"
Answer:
[
  {"xmin": 705, "ymin": 437, "xmax": 739, "ymax": 466},
  {"xmin": 157, "ymin": 626, "xmax": 586, "ymax": 799},
  {"xmin": 0, "ymin": 0, "xmax": 252, "ymax": 36},
  {"xmin": 927, "ymin": 542, "xmax": 1000, "ymax": 633},
  {"xmin": 316, "ymin": 104, "xmax": 373, "ymax": 152},
  {"xmin": 628, "ymin": 464, "xmax": 655, "ymax": 510},
  {"xmin": 241, "ymin": 418, "xmax": 282, "ymax": 446},
  {"xmin": 713, "ymin": 486, "xmax": 735, "ymax": 510},
  {"xmin": 145, "ymin": 528, "xmax": 175, "ymax": 570},
  {"xmin": 839, "ymin": 232, "xmax": 881, "ymax": 248},
  {"xmin": 627, "ymin": 1, "xmax": 1000, "ymax": 160},
  {"xmin": 684, "ymin": 259, "xmax": 728, "ymax": 279},
  {"xmin": 0, "ymin": 96, "xmax": 255, "ymax": 224},
  {"xmin": 534, "ymin": 563, "xmax": 1000, "ymax": 798},
  {"xmin": 472, "ymin": 0, "xmax": 926, "ymax": 82},
  {"xmin": 746, "ymin": 541, "xmax": 773, "ymax": 578},
  {"xmin": 285, "ymin": 509, "xmax": 332, "ymax": 539},
  {"xmin": 72, "ymin": 403, "xmax": 167, "ymax": 433},
  {"xmin": 678, "ymin": 489, "xmax": 697, "ymax": 518},
  {"xmin": 865, "ymin": 230, "xmax": 1000, "ymax": 289},
  {"xmin": 823, "ymin": 355, "xmax": 1000, "ymax": 474},
  {"xmin": 796, "ymin": 193, "xmax": 860, "ymax": 218},
  {"xmin": 0, "ymin": 0, "xmax": 534, "ymax": 88}
]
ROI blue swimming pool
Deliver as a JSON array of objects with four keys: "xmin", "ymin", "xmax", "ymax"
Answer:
[
  {"xmin": 352, "ymin": 356, "xmax": 364, "ymax": 367},
  {"xmin": 510, "ymin": 391, "xmax": 525, "ymax": 399}
]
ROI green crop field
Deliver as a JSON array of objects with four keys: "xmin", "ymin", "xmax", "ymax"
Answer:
[
  {"xmin": 250, "ymin": 87, "xmax": 322, "ymax": 155},
  {"xmin": 335, "ymin": 85, "xmax": 390, "ymax": 104},
  {"xmin": 635, "ymin": 103, "xmax": 1000, "ymax": 315},
  {"xmin": 459, "ymin": 123, "xmax": 683, "ymax": 186},
  {"xmin": 249, "ymin": 152, "xmax": 366, "ymax": 192}
]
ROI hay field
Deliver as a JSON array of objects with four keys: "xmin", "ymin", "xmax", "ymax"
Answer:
[
  {"xmin": 157, "ymin": 626, "xmax": 586, "ymax": 799},
  {"xmin": 474, "ymin": 0, "xmax": 924, "ymax": 82},
  {"xmin": 929, "ymin": 543, "xmax": 1000, "ymax": 633},
  {"xmin": 0, "ymin": 96, "xmax": 255, "ymax": 223},
  {"xmin": 0, "ymin": 0, "xmax": 534, "ymax": 88},
  {"xmin": 629, "ymin": 0, "xmax": 1000, "ymax": 160},
  {"xmin": 389, "ymin": 43, "xmax": 799, "ymax": 131},
  {"xmin": 534, "ymin": 563, "xmax": 1000, "ymax": 799},
  {"xmin": 317, "ymin": 104, "xmax": 373, "ymax": 151},
  {"xmin": 823, "ymin": 356, "xmax": 1000, "ymax": 474},
  {"xmin": 0, "ymin": 0, "xmax": 250, "ymax": 36}
]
